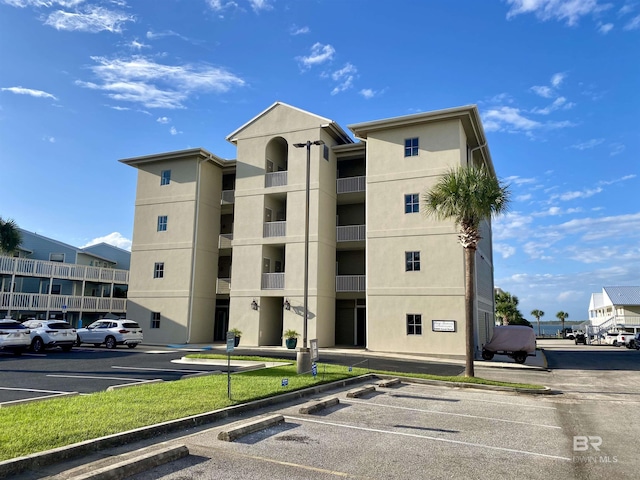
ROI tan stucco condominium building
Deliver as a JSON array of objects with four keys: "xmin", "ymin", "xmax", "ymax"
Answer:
[{"xmin": 121, "ymin": 102, "xmax": 497, "ymax": 357}]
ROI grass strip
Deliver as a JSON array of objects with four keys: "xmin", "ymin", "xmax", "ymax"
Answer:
[{"xmin": 0, "ymin": 356, "xmax": 542, "ymax": 462}]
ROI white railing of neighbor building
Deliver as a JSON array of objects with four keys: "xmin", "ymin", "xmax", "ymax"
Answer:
[
  {"xmin": 218, "ymin": 234, "xmax": 233, "ymax": 249},
  {"xmin": 0, "ymin": 293, "xmax": 126, "ymax": 313},
  {"xmin": 221, "ymin": 190, "xmax": 235, "ymax": 204},
  {"xmin": 0, "ymin": 256, "xmax": 129, "ymax": 284}
]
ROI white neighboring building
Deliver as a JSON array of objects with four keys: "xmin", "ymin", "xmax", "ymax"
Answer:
[{"xmin": 588, "ymin": 286, "xmax": 640, "ymax": 335}]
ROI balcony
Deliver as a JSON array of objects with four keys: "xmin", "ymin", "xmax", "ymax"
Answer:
[
  {"xmin": 262, "ymin": 273, "xmax": 284, "ymax": 289},
  {"xmin": 337, "ymin": 176, "xmax": 365, "ymax": 194},
  {"xmin": 337, "ymin": 225, "xmax": 366, "ymax": 242},
  {"xmin": 265, "ymin": 171, "xmax": 287, "ymax": 188},
  {"xmin": 336, "ymin": 275, "xmax": 366, "ymax": 292},
  {"xmin": 0, "ymin": 292, "xmax": 126, "ymax": 313},
  {"xmin": 218, "ymin": 233, "xmax": 233, "ymax": 249},
  {"xmin": 221, "ymin": 190, "xmax": 235, "ymax": 205},
  {"xmin": 0, "ymin": 256, "xmax": 129, "ymax": 284},
  {"xmin": 216, "ymin": 278, "xmax": 231, "ymax": 295},
  {"xmin": 263, "ymin": 221, "xmax": 286, "ymax": 238}
]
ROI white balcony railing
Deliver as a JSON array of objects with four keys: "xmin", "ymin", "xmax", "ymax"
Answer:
[
  {"xmin": 337, "ymin": 176, "xmax": 366, "ymax": 194},
  {"xmin": 261, "ymin": 273, "xmax": 284, "ymax": 289},
  {"xmin": 0, "ymin": 292, "xmax": 126, "ymax": 313},
  {"xmin": 337, "ymin": 225, "xmax": 366, "ymax": 242},
  {"xmin": 0, "ymin": 256, "xmax": 129, "ymax": 284},
  {"xmin": 265, "ymin": 171, "xmax": 288, "ymax": 188},
  {"xmin": 216, "ymin": 278, "xmax": 231, "ymax": 294},
  {"xmin": 336, "ymin": 275, "xmax": 366, "ymax": 292},
  {"xmin": 218, "ymin": 233, "xmax": 233, "ymax": 249},
  {"xmin": 221, "ymin": 190, "xmax": 235, "ymax": 204},
  {"xmin": 263, "ymin": 221, "xmax": 286, "ymax": 238}
]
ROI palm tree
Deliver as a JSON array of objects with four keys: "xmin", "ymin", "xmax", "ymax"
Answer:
[
  {"xmin": 0, "ymin": 217, "xmax": 22, "ymax": 254},
  {"xmin": 424, "ymin": 165, "xmax": 510, "ymax": 377},
  {"xmin": 495, "ymin": 291, "xmax": 519, "ymax": 325},
  {"xmin": 531, "ymin": 309, "xmax": 544, "ymax": 337},
  {"xmin": 556, "ymin": 311, "xmax": 569, "ymax": 337}
]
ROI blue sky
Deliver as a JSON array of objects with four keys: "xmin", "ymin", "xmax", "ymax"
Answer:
[{"xmin": 1, "ymin": 0, "xmax": 638, "ymax": 322}]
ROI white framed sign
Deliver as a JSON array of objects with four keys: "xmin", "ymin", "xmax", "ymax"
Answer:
[{"xmin": 432, "ymin": 320, "xmax": 457, "ymax": 332}]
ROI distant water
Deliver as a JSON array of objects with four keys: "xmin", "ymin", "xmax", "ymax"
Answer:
[{"xmin": 532, "ymin": 323, "xmax": 582, "ymax": 336}]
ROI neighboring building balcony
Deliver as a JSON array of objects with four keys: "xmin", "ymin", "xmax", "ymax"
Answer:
[
  {"xmin": 219, "ymin": 234, "xmax": 233, "ymax": 249},
  {"xmin": 337, "ymin": 225, "xmax": 366, "ymax": 242},
  {"xmin": 221, "ymin": 190, "xmax": 235, "ymax": 205},
  {"xmin": 336, "ymin": 275, "xmax": 366, "ymax": 292},
  {"xmin": 265, "ymin": 171, "xmax": 287, "ymax": 188},
  {"xmin": 0, "ymin": 256, "xmax": 129, "ymax": 284},
  {"xmin": 262, "ymin": 273, "xmax": 284, "ymax": 289},
  {"xmin": 263, "ymin": 221, "xmax": 286, "ymax": 238},
  {"xmin": 337, "ymin": 176, "xmax": 366, "ymax": 194},
  {"xmin": 216, "ymin": 278, "xmax": 231, "ymax": 295},
  {"xmin": 0, "ymin": 292, "xmax": 126, "ymax": 313}
]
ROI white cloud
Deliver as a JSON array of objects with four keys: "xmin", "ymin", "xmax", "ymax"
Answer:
[
  {"xmin": 504, "ymin": 175, "xmax": 537, "ymax": 186},
  {"xmin": 493, "ymin": 211, "xmax": 534, "ymax": 241},
  {"xmin": 81, "ymin": 232, "xmax": 132, "ymax": 251},
  {"xmin": 482, "ymin": 105, "xmax": 575, "ymax": 135},
  {"xmin": 77, "ymin": 55, "xmax": 246, "ymax": 109},
  {"xmin": 556, "ymin": 187, "xmax": 603, "ymax": 201},
  {"xmin": 146, "ymin": 30, "xmax": 188, "ymax": 41},
  {"xmin": 1, "ymin": 86, "xmax": 57, "ymax": 100},
  {"xmin": 494, "ymin": 243, "xmax": 516, "ymax": 259},
  {"xmin": 169, "ymin": 126, "xmax": 181, "ymax": 135},
  {"xmin": 598, "ymin": 22, "xmax": 614, "ymax": 33},
  {"xmin": 156, "ymin": 116, "xmax": 170, "ymax": 124},
  {"xmin": 505, "ymin": 0, "xmax": 610, "ymax": 26},
  {"xmin": 550, "ymin": 72, "xmax": 565, "ymax": 87},
  {"xmin": 599, "ymin": 174, "xmax": 636, "ymax": 185},
  {"xmin": 609, "ymin": 143, "xmax": 625, "ymax": 156},
  {"xmin": 1, "ymin": 0, "xmax": 84, "ymax": 7},
  {"xmin": 249, "ymin": 0, "xmax": 272, "ymax": 12},
  {"xmin": 532, "ymin": 96, "xmax": 571, "ymax": 115},
  {"xmin": 205, "ymin": 0, "xmax": 238, "ymax": 12},
  {"xmin": 128, "ymin": 39, "xmax": 149, "ymax": 50},
  {"xmin": 45, "ymin": 5, "xmax": 134, "ymax": 33},
  {"xmin": 42, "ymin": 135, "xmax": 55, "ymax": 143},
  {"xmin": 297, "ymin": 43, "xmax": 335, "ymax": 69},
  {"xmin": 290, "ymin": 25, "xmax": 309, "ymax": 35},
  {"xmin": 330, "ymin": 63, "xmax": 357, "ymax": 95},
  {"xmin": 570, "ymin": 138, "xmax": 604, "ymax": 150},
  {"xmin": 516, "ymin": 194, "xmax": 533, "ymax": 202},
  {"xmin": 530, "ymin": 85, "xmax": 554, "ymax": 98},
  {"xmin": 624, "ymin": 14, "xmax": 640, "ymax": 29}
]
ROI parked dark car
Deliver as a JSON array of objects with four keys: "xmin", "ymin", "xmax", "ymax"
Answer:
[{"xmin": 574, "ymin": 332, "xmax": 587, "ymax": 345}]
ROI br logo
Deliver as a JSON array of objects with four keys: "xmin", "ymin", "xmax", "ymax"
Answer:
[{"xmin": 573, "ymin": 436, "xmax": 602, "ymax": 452}]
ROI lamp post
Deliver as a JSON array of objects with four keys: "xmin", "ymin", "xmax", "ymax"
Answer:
[{"xmin": 293, "ymin": 139, "xmax": 324, "ymax": 374}]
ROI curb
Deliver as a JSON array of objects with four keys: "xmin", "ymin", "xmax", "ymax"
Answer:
[
  {"xmin": 299, "ymin": 397, "xmax": 339, "ymax": 414},
  {"xmin": 217, "ymin": 414, "xmax": 284, "ymax": 442},
  {"xmin": 376, "ymin": 374, "xmax": 554, "ymax": 395},
  {"xmin": 346, "ymin": 385, "xmax": 376, "ymax": 398}
]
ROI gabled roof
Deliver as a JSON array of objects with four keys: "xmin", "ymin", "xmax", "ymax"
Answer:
[
  {"xmin": 603, "ymin": 286, "xmax": 640, "ymax": 306},
  {"xmin": 119, "ymin": 148, "xmax": 231, "ymax": 168},
  {"xmin": 225, "ymin": 101, "xmax": 352, "ymax": 145}
]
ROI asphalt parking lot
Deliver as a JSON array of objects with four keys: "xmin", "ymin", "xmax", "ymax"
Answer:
[{"xmin": 127, "ymin": 379, "xmax": 572, "ymax": 480}]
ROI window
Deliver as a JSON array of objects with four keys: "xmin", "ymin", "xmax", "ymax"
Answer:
[
  {"xmin": 404, "ymin": 194, "xmax": 419, "ymax": 213},
  {"xmin": 323, "ymin": 144, "xmax": 329, "ymax": 161},
  {"xmin": 407, "ymin": 314, "xmax": 422, "ymax": 335},
  {"xmin": 51, "ymin": 284, "xmax": 61, "ymax": 295},
  {"xmin": 405, "ymin": 251, "xmax": 420, "ymax": 271},
  {"xmin": 153, "ymin": 262, "xmax": 164, "ymax": 278},
  {"xmin": 50, "ymin": 253, "xmax": 65, "ymax": 262},
  {"xmin": 151, "ymin": 312, "xmax": 160, "ymax": 329},
  {"xmin": 404, "ymin": 137, "xmax": 419, "ymax": 157},
  {"xmin": 160, "ymin": 170, "xmax": 171, "ymax": 185},
  {"xmin": 157, "ymin": 215, "xmax": 168, "ymax": 232}
]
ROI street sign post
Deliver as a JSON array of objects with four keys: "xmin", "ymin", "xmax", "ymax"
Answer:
[{"xmin": 226, "ymin": 331, "xmax": 235, "ymax": 399}]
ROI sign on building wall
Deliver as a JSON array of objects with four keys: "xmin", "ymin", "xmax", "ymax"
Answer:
[{"xmin": 432, "ymin": 320, "xmax": 457, "ymax": 332}]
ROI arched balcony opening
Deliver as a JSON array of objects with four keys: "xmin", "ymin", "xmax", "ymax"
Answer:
[{"xmin": 265, "ymin": 137, "xmax": 288, "ymax": 188}]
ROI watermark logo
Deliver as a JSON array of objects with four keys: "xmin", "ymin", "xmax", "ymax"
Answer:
[{"xmin": 573, "ymin": 436, "xmax": 617, "ymax": 464}]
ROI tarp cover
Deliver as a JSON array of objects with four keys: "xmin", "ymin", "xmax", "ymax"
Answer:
[{"xmin": 484, "ymin": 325, "xmax": 536, "ymax": 353}]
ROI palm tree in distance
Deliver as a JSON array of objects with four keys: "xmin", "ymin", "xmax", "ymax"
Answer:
[
  {"xmin": 496, "ymin": 291, "xmax": 519, "ymax": 326},
  {"xmin": 424, "ymin": 165, "xmax": 510, "ymax": 377},
  {"xmin": 0, "ymin": 217, "xmax": 22, "ymax": 254},
  {"xmin": 556, "ymin": 311, "xmax": 569, "ymax": 337},
  {"xmin": 531, "ymin": 309, "xmax": 544, "ymax": 337}
]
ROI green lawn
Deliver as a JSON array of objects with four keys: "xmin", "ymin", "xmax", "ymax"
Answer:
[{"xmin": 0, "ymin": 355, "xmax": 543, "ymax": 462}]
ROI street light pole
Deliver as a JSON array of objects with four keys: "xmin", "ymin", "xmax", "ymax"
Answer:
[{"xmin": 293, "ymin": 139, "xmax": 323, "ymax": 374}]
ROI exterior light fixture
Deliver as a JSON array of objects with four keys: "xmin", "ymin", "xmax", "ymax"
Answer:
[
  {"xmin": 284, "ymin": 299, "xmax": 291, "ymax": 310},
  {"xmin": 292, "ymin": 139, "xmax": 324, "ymax": 374},
  {"xmin": 251, "ymin": 299, "xmax": 258, "ymax": 310}
]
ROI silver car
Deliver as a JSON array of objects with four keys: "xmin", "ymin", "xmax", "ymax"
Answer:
[
  {"xmin": 22, "ymin": 319, "xmax": 77, "ymax": 353},
  {"xmin": 75, "ymin": 320, "xmax": 143, "ymax": 349},
  {"xmin": 0, "ymin": 319, "xmax": 31, "ymax": 356}
]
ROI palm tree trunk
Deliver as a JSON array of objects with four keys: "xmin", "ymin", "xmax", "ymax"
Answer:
[{"xmin": 464, "ymin": 246, "xmax": 475, "ymax": 377}]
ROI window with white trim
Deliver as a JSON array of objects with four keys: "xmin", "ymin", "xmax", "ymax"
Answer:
[
  {"xmin": 404, "ymin": 194, "xmax": 419, "ymax": 213},
  {"xmin": 404, "ymin": 137, "xmax": 419, "ymax": 157},
  {"xmin": 151, "ymin": 312, "xmax": 161, "ymax": 329},
  {"xmin": 160, "ymin": 170, "xmax": 171, "ymax": 185},
  {"xmin": 153, "ymin": 262, "xmax": 164, "ymax": 279},
  {"xmin": 157, "ymin": 215, "xmax": 168, "ymax": 232}
]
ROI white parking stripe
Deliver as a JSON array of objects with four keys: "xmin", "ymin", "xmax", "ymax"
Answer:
[
  {"xmin": 342, "ymin": 399, "xmax": 561, "ymax": 429},
  {"xmin": 285, "ymin": 416, "xmax": 571, "ymax": 461},
  {"xmin": 0, "ymin": 386, "xmax": 72, "ymax": 394},
  {"xmin": 47, "ymin": 374, "xmax": 148, "ymax": 382},
  {"xmin": 111, "ymin": 366, "xmax": 208, "ymax": 374}
]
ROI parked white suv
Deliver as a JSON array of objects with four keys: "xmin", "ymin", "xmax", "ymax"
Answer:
[
  {"xmin": 604, "ymin": 331, "xmax": 634, "ymax": 347},
  {"xmin": 0, "ymin": 319, "xmax": 31, "ymax": 356},
  {"xmin": 22, "ymin": 320, "xmax": 77, "ymax": 353},
  {"xmin": 76, "ymin": 319, "xmax": 143, "ymax": 349}
]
